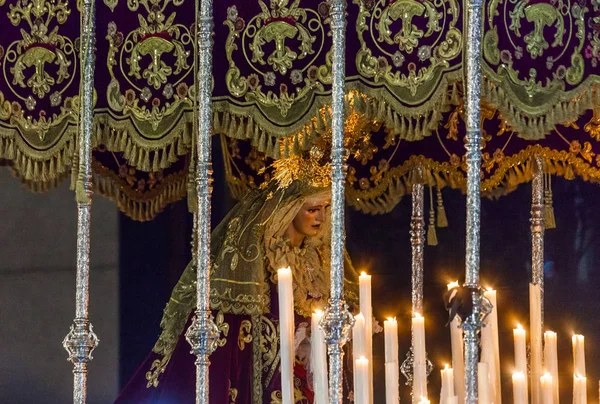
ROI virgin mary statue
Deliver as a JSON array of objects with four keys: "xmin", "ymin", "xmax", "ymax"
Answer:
[{"xmin": 115, "ymin": 148, "xmax": 359, "ymax": 403}]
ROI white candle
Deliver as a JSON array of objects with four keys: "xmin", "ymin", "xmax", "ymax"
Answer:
[
  {"xmin": 544, "ymin": 331, "xmax": 559, "ymax": 404},
  {"xmin": 530, "ymin": 283, "xmax": 543, "ymax": 404},
  {"xmin": 311, "ymin": 310, "xmax": 328, "ymax": 404},
  {"xmin": 482, "ymin": 288, "xmax": 501, "ymax": 404},
  {"xmin": 447, "ymin": 281, "xmax": 465, "ymax": 404},
  {"xmin": 384, "ymin": 317, "xmax": 399, "ymax": 404},
  {"xmin": 355, "ymin": 356, "xmax": 370, "ymax": 404},
  {"xmin": 385, "ymin": 362, "xmax": 400, "ymax": 404},
  {"xmin": 412, "ymin": 313, "xmax": 427, "ymax": 403},
  {"xmin": 353, "ymin": 314, "xmax": 366, "ymax": 359},
  {"xmin": 353, "ymin": 313, "xmax": 366, "ymax": 401},
  {"xmin": 574, "ymin": 374, "xmax": 587, "ymax": 404},
  {"xmin": 359, "ymin": 272, "xmax": 373, "ymax": 404},
  {"xmin": 540, "ymin": 372, "xmax": 553, "ymax": 404},
  {"xmin": 478, "ymin": 362, "xmax": 491, "ymax": 404},
  {"xmin": 512, "ymin": 372, "xmax": 528, "ymax": 404},
  {"xmin": 572, "ymin": 334, "xmax": 586, "ymax": 377},
  {"xmin": 440, "ymin": 364, "xmax": 455, "ymax": 404},
  {"xmin": 277, "ymin": 267, "xmax": 295, "ymax": 404},
  {"xmin": 384, "ymin": 317, "xmax": 399, "ymax": 364},
  {"xmin": 513, "ymin": 324, "xmax": 528, "ymax": 401}
]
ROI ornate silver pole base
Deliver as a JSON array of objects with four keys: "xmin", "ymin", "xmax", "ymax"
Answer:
[
  {"xmin": 321, "ymin": 299, "xmax": 354, "ymax": 404},
  {"xmin": 66, "ymin": 0, "xmax": 97, "ymax": 395},
  {"xmin": 63, "ymin": 318, "xmax": 99, "ymax": 404},
  {"xmin": 191, "ymin": 0, "xmax": 214, "ymax": 400},
  {"xmin": 185, "ymin": 312, "xmax": 220, "ymax": 403}
]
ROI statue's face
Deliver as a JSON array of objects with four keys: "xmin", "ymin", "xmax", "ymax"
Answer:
[{"xmin": 292, "ymin": 195, "xmax": 330, "ymax": 238}]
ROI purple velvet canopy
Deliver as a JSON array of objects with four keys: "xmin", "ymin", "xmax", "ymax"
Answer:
[{"xmin": 0, "ymin": 0, "xmax": 599, "ymax": 220}]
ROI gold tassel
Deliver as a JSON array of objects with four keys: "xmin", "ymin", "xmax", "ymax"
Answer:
[
  {"xmin": 564, "ymin": 163, "xmax": 575, "ymax": 180},
  {"xmin": 119, "ymin": 131, "xmax": 127, "ymax": 151},
  {"xmin": 24, "ymin": 158, "xmax": 33, "ymax": 180},
  {"xmin": 168, "ymin": 141, "xmax": 178, "ymax": 163},
  {"xmin": 160, "ymin": 147, "xmax": 169, "ymax": 169},
  {"xmin": 266, "ymin": 136, "xmax": 275, "ymax": 156},
  {"xmin": 427, "ymin": 185, "xmax": 438, "ymax": 246},
  {"xmin": 436, "ymin": 187, "xmax": 448, "ymax": 228},
  {"xmin": 544, "ymin": 173, "xmax": 556, "ymax": 229},
  {"xmin": 152, "ymin": 151, "xmax": 160, "ymax": 172}
]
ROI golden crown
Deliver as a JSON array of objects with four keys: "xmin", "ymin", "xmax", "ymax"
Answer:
[{"xmin": 268, "ymin": 141, "xmax": 332, "ymax": 190}]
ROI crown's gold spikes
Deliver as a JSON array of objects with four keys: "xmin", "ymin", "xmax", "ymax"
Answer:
[{"xmin": 267, "ymin": 142, "xmax": 331, "ymax": 190}]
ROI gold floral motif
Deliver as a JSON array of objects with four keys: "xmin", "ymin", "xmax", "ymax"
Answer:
[
  {"xmin": 523, "ymin": 3, "xmax": 564, "ymax": 59},
  {"xmin": 229, "ymin": 381, "xmax": 238, "ymax": 404},
  {"xmin": 105, "ymin": 0, "xmax": 194, "ymax": 132},
  {"xmin": 584, "ymin": 110, "xmax": 600, "ymax": 141},
  {"xmin": 250, "ymin": 0, "xmax": 316, "ymax": 75},
  {"xmin": 270, "ymin": 391, "xmax": 283, "ymax": 404},
  {"xmin": 6, "ymin": 0, "xmax": 74, "ymax": 99},
  {"xmin": 125, "ymin": 0, "xmax": 190, "ymax": 89},
  {"xmin": 354, "ymin": 0, "xmax": 461, "ymax": 99},
  {"xmin": 376, "ymin": 0, "xmax": 441, "ymax": 54},
  {"xmin": 260, "ymin": 315, "xmax": 279, "ymax": 387},
  {"xmin": 1, "ymin": 0, "xmax": 78, "ymax": 142},
  {"xmin": 270, "ymin": 386, "xmax": 309, "ymax": 403},
  {"xmin": 238, "ymin": 319, "xmax": 253, "ymax": 350},
  {"xmin": 224, "ymin": 0, "xmax": 329, "ymax": 118},
  {"xmin": 216, "ymin": 310, "xmax": 230, "ymax": 347},
  {"xmin": 482, "ymin": 0, "xmax": 593, "ymax": 138},
  {"xmin": 145, "ymin": 354, "xmax": 170, "ymax": 388}
]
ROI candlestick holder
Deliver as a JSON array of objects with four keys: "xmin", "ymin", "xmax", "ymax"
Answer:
[{"xmin": 400, "ymin": 346, "xmax": 434, "ymax": 387}]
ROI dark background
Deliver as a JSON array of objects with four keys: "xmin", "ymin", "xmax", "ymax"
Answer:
[{"xmin": 119, "ymin": 144, "xmax": 600, "ymax": 403}]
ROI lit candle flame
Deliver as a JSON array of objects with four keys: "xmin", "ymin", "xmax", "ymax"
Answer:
[{"xmin": 447, "ymin": 281, "xmax": 459, "ymax": 290}]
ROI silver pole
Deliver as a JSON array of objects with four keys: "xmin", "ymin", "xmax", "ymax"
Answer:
[
  {"xmin": 531, "ymin": 157, "xmax": 545, "ymax": 313},
  {"xmin": 185, "ymin": 0, "xmax": 219, "ymax": 403},
  {"xmin": 62, "ymin": 0, "xmax": 99, "ymax": 402},
  {"xmin": 321, "ymin": 1, "xmax": 354, "ymax": 403},
  {"xmin": 462, "ymin": 0, "xmax": 485, "ymax": 400},
  {"xmin": 410, "ymin": 182, "xmax": 426, "ymax": 402},
  {"xmin": 410, "ymin": 183, "xmax": 425, "ymax": 316},
  {"xmin": 530, "ymin": 156, "xmax": 545, "ymax": 404}
]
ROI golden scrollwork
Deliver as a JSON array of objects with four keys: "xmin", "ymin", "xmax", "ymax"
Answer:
[
  {"xmin": 354, "ymin": 0, "xmax": 461, "ymax": 97},
  {"xmin": 229, "ymin": 382, "xmax": 239, "ymax": 404},
  {"xmin": 260, "ymin": 315, "xmax": 279, "ymax": 387},
  {"xmin": 145, "ymin": 354, "xmax": 170, "ymax": 388},
  {"xmin": 238, "ymin": 319, "xmax": 253, "ymax": 350},
  {"xmin": 1, "ymin": 0, "xmax": 78, "ymax": 141},
  {"xmin": 482, "ymin": 0, "xmax": 599, "ymax": 138},
  {"xmin": 224, "ymin": 0, "xmax": 330, "ymax": 119},
  {"xmin": 584, "ymin": 109, "xmax": 600, "ymax": 141},
  {"xmin": 216, "ymin": 310, "xmax": 230, "ymax": 347},
  {"xmin": 104, "ymin": 0, "xmax": 194, "ymax": 132}
]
